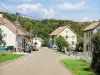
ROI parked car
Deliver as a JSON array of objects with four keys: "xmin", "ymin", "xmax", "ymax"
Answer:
[
  {"xmin": 24, "ymin": 45, "xmax": 31, "ymax": 53},
  {"xmin": 33, "ymin": 42, "xmax": 39, "ymax": 51},
  {"xmin": 33, "ymin": 44, "xmax": 38, "ymax": 51},
  {"xmin": 52, "ymin": 45, "xmax": 57, "ymax": 50}
]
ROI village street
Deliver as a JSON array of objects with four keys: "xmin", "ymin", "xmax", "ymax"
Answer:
[{"xmin": 0, "ymin": 47, "xmax": 72, "ymax": 75}]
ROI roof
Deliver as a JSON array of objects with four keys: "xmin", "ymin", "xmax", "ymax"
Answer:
[
  {"xmin": 50, "ymin": 25, "xmax": 77, "ymax": 36},
  {"xmin": 84, "ymin": 22, "xmax": 100, "ymax": 31},
  {"xmin": 16, "ymin": 25, "xmax": 29, "ymax": 36},
  {"xmin": 0, "ymin": 18, "xmax": 30, "ymax": 36},
  {"xmin": 50, "ymin": 26, "xmax": 67, "ymax": 36}
]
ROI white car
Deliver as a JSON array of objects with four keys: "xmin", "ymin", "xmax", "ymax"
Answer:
[{"xmin": 52, "ymin": 45, "xmax": 57, "ymax": 50}]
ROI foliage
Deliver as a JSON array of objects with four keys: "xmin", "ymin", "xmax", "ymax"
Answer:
[
  {"xmin": 91, "ymin": 29, "xmax": 100, "ymax": 73},
  {"xmin": 61, "ymin": 59, "xmax": 95, "ymax": 75},
  {"xmin": 56, "ymin": 36, "xmax": 69, "ymax": 51},
  {"xmin": 24, "ymin": 22, "xmax": 33, "ymax": 32},
  {"xmin": 3, "ymin": 12, "xmax": 90, "ymax": 46},
  {"xmin": 76, "ymin": 38, "xmax": 83, "ymax": 52},
  {"xmin": 0, "ymin": 28, "xmax": 6, "ymax": 46},
  {"xmin": 0, "ymin": 53, "xmax": 23, "ymax": 63}
]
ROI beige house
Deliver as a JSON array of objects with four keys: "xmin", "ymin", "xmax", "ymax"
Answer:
[
  {"xmin": 83, "ymin": 22, "xmax": 100, "ymax": 54},
  {"xmin": 50, "ymin": 25, "xmax": 77, "ymax": 49}
]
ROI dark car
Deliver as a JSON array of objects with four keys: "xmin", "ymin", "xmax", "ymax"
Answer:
[{"xmin": 24, "ymin": 45, "xmax": 31, "ymax": 53}]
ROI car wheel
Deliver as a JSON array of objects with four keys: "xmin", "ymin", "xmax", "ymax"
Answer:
[{"xmin": 29, "ymin": 51, "xmax": 31, "ymax": 53}]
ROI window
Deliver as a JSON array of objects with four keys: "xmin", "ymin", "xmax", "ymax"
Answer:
[
  {"xmin": 66, "ymin": 35, "xmax": 68, "ymax": 39},
  {"xmin": 66, "ymin": 31, "xmax": 68, "ymax": 33},
  {"xmin": 3, "ymin": 33, "xmax": 7, "ymax": 38},
  {"xmin": 72, "ymin": 41, "xmax": 74, "ymax": 45},
  {"xmin": 72, "ymin": 36, "xmax": 75, "ymax": 40}
]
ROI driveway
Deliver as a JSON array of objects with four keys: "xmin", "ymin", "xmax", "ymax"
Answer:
[{"xmin": 0, "ymin": 47, "xmax": 72, "ymax": 75}]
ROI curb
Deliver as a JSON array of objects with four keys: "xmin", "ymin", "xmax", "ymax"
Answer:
[{"xmin": 61, "ymin": 61, "xmax": 75, "ymax": 75}]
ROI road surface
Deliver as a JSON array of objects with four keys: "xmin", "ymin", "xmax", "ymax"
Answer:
[{"xmin": 0, "ymin": 47, "xmax": 72, "ymax": 75}]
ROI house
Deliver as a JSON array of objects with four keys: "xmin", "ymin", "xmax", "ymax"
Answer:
[
  {"xmin": 32, "ymin": 37, "xmax": 44, "ymax": 48},
  {"xmin": 0, "ymin": 12, "xmax": 31, "ymax": 51},
  {"xmin": 50, "ymin": 25, "xmax": 77, "ymax": 49},
  {"xmin": 83, "ymin": 22, "xmax": 100, "ymax": 52}
]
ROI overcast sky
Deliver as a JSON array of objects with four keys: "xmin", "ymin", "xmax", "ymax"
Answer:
[{"xmin": 0, "ymin": 0, "xmax": 100, "ymax": 22}]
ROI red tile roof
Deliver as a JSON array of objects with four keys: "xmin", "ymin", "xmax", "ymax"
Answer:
[
  {"xmin": 0, "ymin": 18, "xmax": 29, "ymax": 36},
  {"xmin": 0, "ymin": 18, "xmax": 16, "ymax": 33},
  {"xmin": 50, "ymin": 26, "xmax": 67, "ymax": 36},
  {"xmin": 84, "ymin": 22, "xmax": 100, "ymax": 31}
]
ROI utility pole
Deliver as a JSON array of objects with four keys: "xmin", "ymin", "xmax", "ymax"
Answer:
[{"xmin": 15, "ymin": 12, "xmax": 20, "ymax": 52}]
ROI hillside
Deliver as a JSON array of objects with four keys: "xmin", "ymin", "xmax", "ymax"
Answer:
[{"xmin": 3, "ymin": 12, "xmax": 90, "ymax": 46}]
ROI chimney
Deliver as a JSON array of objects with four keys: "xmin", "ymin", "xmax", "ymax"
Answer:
[{"xmin": 0, "ymin": 11, "xmax": 3, "ymax": 18}]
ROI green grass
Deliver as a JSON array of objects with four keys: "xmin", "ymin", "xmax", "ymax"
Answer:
[
  {"xmin": 0, "ymin": 53, "xmax": 23, "ymax": 63},
  {"xmin": 61, "ymin": 59, "xmax": 96, "ymax": 75}
]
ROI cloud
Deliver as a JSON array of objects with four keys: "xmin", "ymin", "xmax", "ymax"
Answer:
[
  {"xmin": 82, "ymin": 17, "xmax": 89, "ymax": 22},
  {"xmin": 19, "ymin": 0, "xmax": 33, "ymax": 2},
  {"xmin": 42, "ymin": 8, "xmax": 55, "ymax": 19},
  {"xmin": 56, "ymin": 1, "xmax": 87, "ymax": 11},
  {"xmin": 8, "ymin": 0, "xmax": 33, "ymax": 2},
  {"xmin": 18, "ymin": 3, "xmax": 43, "ymax": 13}
]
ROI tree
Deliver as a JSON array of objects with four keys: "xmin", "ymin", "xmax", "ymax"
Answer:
[
  {"xmin": 0, "ymin": 29, "xmax": 6, "ymax": 46},
  {"xmin": 91, "ymin": 29, "xmax": 100, "ymax": 73},
  {"xmin": 76, "ymin": 38, "xmax": 83, "ymax": 52},
  {"xmin": 24, "ymin": 22, "xmax": 33, "ymax": 32},
  {"xmin": 56, "ymin": 36, "xmax": 69, "ymax": 51}
]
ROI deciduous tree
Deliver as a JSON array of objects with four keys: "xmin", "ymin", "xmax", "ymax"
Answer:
[
  {"xmin": 91, "ymin": 29, "xmax": 100, "ymax": 73},
  {"xmin": 56, "ymin": 36, "xmax": 69, "ymax": 51}
]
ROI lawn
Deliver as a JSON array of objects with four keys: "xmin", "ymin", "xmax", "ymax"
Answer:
[
  {"xmin": 0, "ymin": 53, "xmax": 23, "ymax": 63},
  {"xmin": 61, "ymin": 59, "xmax": 96, "ymax": 75}
]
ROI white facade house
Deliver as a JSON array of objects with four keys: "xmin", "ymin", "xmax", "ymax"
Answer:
[
  {"xmin": 0, "ymin": 24, "xmax": 16, "ymax": 47},
  {"xmin": 83, "ymin": 22, "xmax": 100, "ymax": 53},
  {"xmin": 50, "ymin": 25, "xmax": 77, "ymax": 49},
  {"xmin": 0, "ymin": 12, "xmax": 30, "ymax": 50}
]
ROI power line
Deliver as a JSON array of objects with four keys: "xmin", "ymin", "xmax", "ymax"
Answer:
[
  {"xmin": 19, "ymin": 13, "xmax": 44, "ymax": 20},
  {"xmin": 0, "ymin": 4, "xmax": 44, "ymax": 20},
  {"xmin": 0, "ymin": 5, "xmax": 13, "ymax": 14}
]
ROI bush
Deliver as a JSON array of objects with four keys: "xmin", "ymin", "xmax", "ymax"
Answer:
[
  {"xmin": 56, "ymin": 36, "xmax": 69, "ymax": 51},
  {"xmin": 76, "ymin": 38, "xmax": 83, "ymax": 52},
  {"xmin": 0, "ymin": 52, "xmax": 7, "ymax": 56},
  {"xmin": 91, "ymin": 29, "xmax": 100, "ymax": 73}
]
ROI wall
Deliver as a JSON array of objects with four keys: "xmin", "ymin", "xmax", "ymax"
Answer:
[
  {"xmin": 0, "ymin": 25, "xmax": 16, "ymax": 47},
  {"xmin": 17, "ymin": 35, "xmax": 25, "ymax": 48}
]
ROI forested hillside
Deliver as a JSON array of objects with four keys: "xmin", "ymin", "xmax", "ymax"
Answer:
[{"xmin": 3, "ymin": 12, "xmax": 90, "ymax": 46}]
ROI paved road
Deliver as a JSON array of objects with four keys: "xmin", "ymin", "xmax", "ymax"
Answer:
[{"xmin": 0, "ymin": 47, "xmax": 72, "ymax": 75}]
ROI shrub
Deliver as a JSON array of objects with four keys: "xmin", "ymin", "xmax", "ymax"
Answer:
[
  {"xmin": 56, "ymin": 35, "xmax": 69, "ymax": 51},
  {"xmin": 0, "ymin": 52, "xmax": 7, "ymax": 56},
  {"xmin": 91, "ymin": 29, "xmax": 100, "ymax": 73}
]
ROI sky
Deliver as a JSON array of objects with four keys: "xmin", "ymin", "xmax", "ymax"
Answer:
[{"xmin": 0, "ymin": 0, "xmax": 100, "ymax": 22}]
